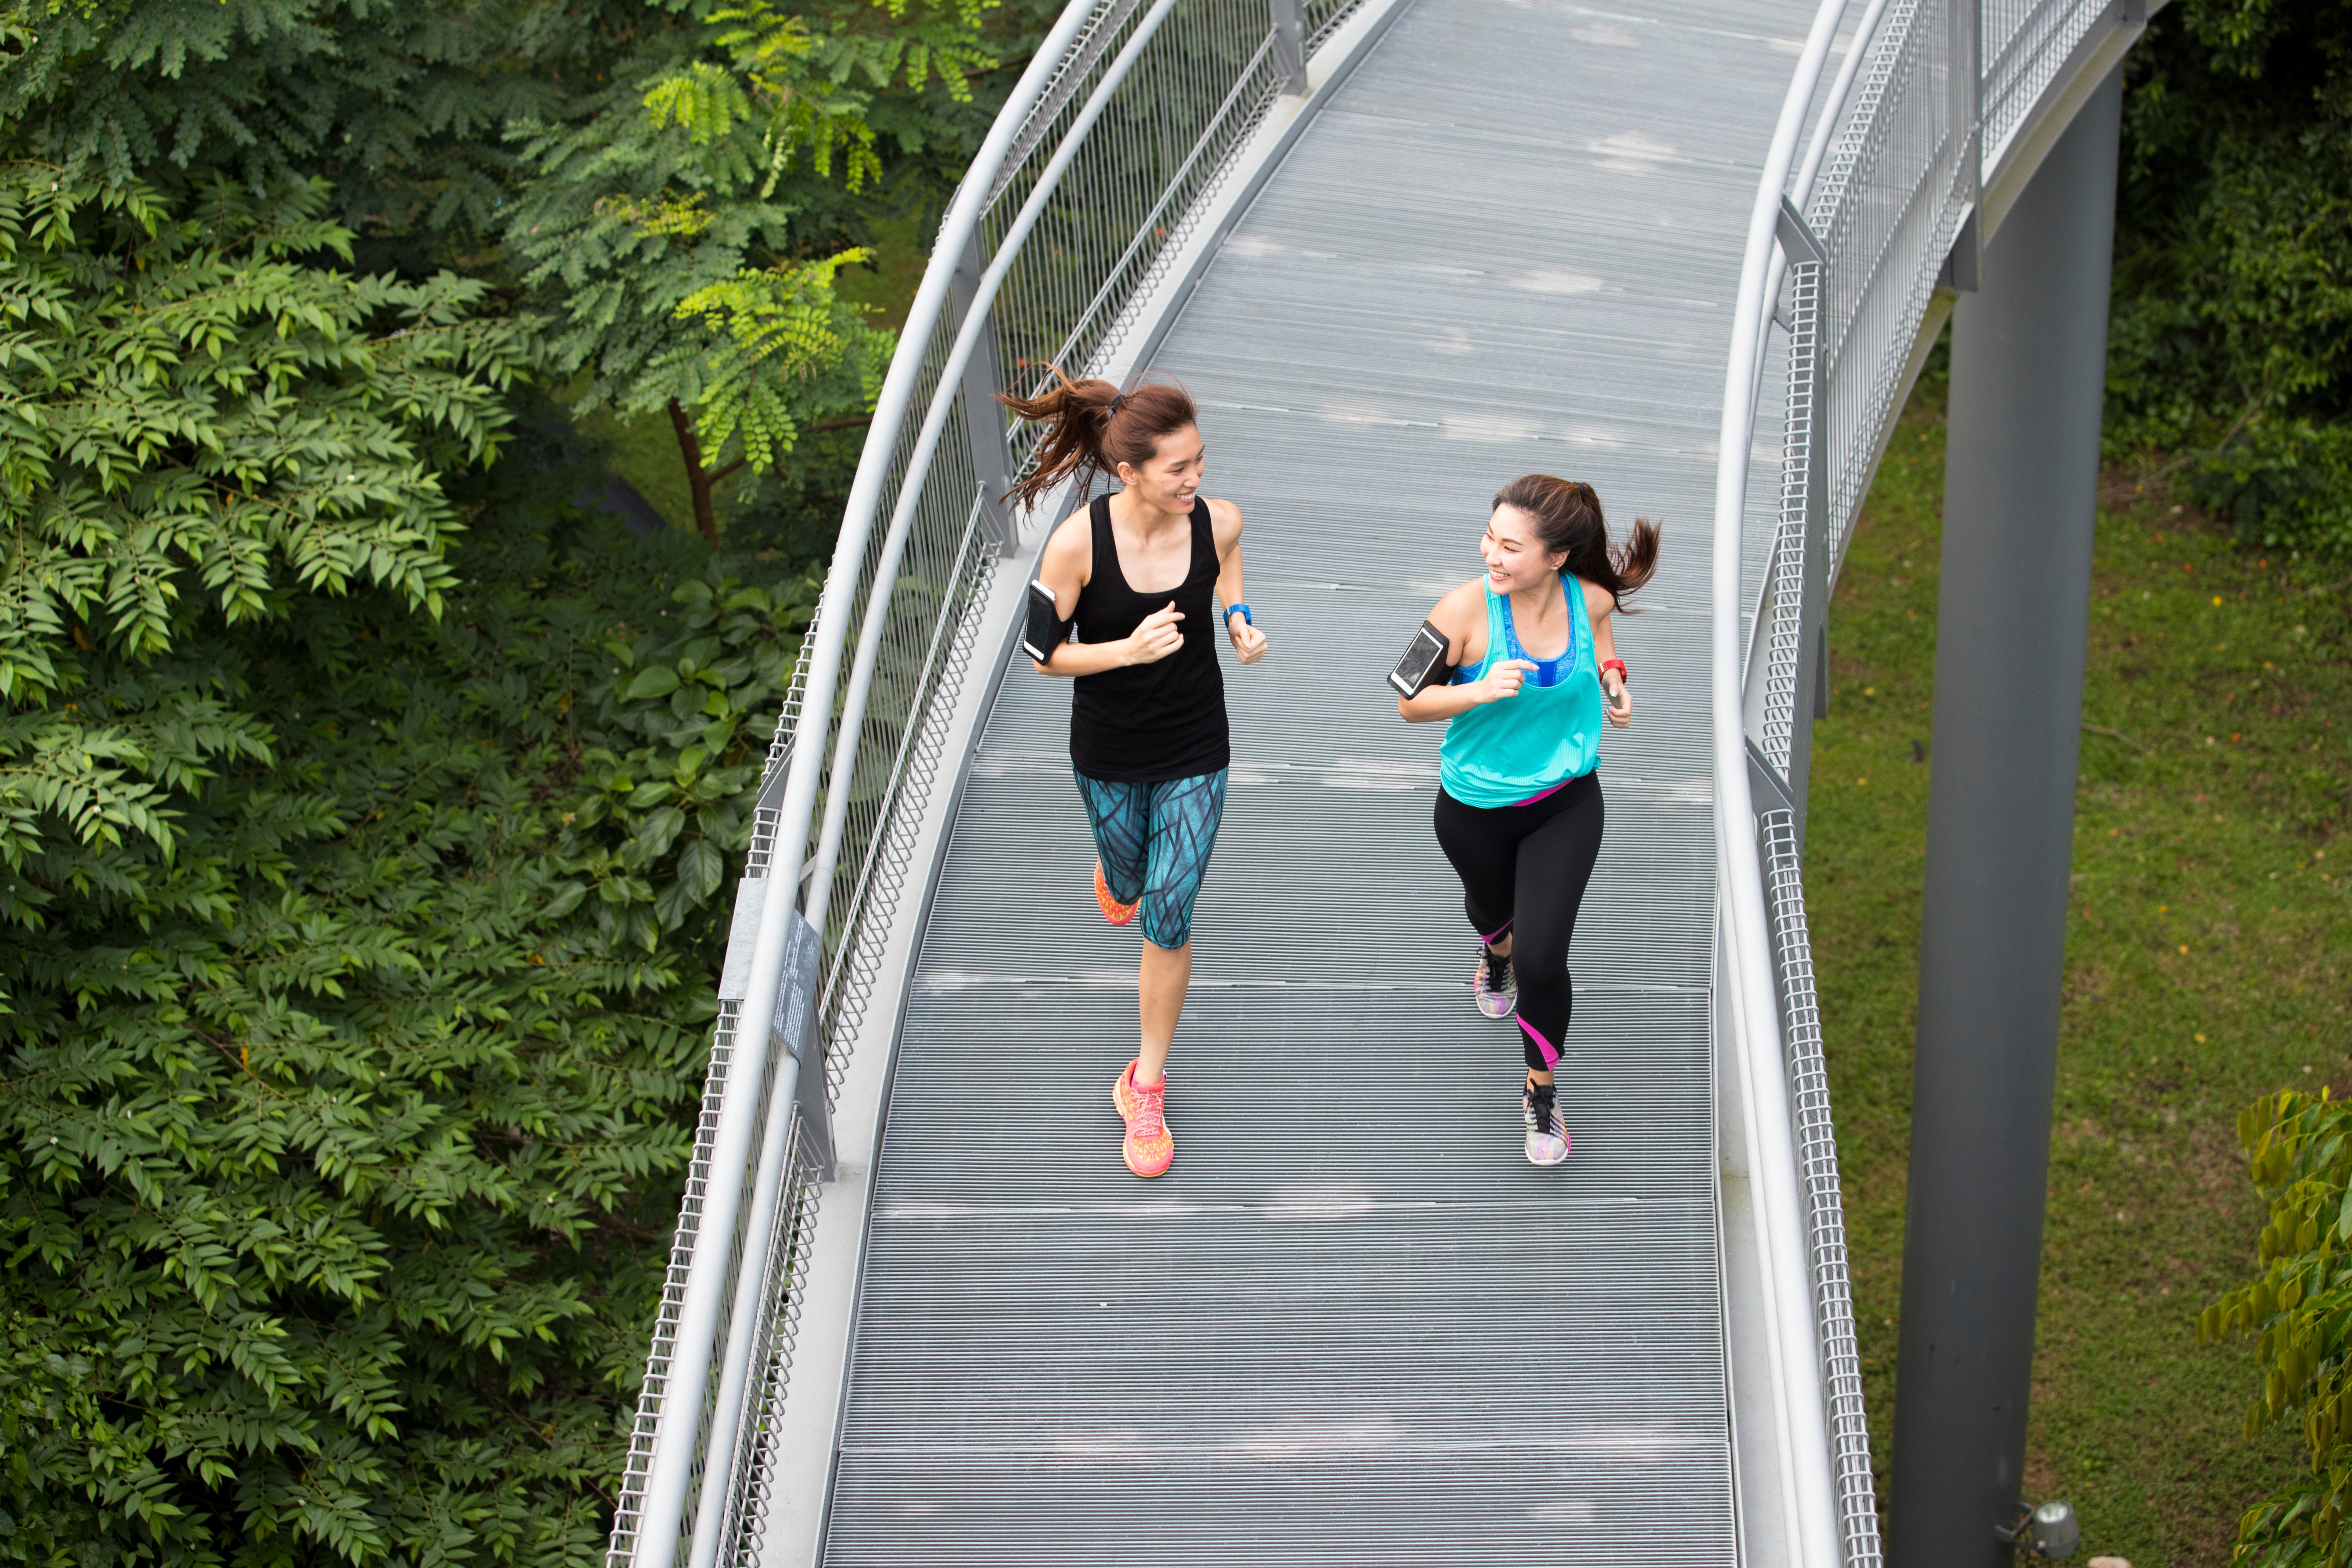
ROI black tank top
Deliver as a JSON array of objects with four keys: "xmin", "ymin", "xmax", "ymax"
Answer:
[{"xmin": 1069, "ymin": 493, "xmax": 1230, "ymax": 782}]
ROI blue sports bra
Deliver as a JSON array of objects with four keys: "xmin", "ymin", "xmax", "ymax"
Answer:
[
  {"xmin": 1456, "ymin": 582, "xmax": 1577, "ymax": 688},
  {"xmin": 1438, "ymin": 576, "xmax": 1605, "ymax": 808}
]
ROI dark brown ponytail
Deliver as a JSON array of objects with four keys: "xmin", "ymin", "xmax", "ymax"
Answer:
[
  {"xmin": 997, "ymin": 366, "xmax": 1199, "ymax": 510},
  {"xmin": 1493, "ymin": 474, "xmax": 1660, "ymax": 611}
]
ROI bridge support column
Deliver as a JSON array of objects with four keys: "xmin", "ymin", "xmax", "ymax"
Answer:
[{"xmin": 1890, "ymin": 64, "xmax": 2121, "ymax": 1568}]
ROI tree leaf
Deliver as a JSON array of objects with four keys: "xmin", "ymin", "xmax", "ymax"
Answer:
[{"xmin": 623, "ymin": 665, "xmax": 682, "ymax": 702}]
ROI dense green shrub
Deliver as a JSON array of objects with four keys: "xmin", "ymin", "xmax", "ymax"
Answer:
[
  {"xmin": 2201, "ymin": 1092, "xmax": 2352, "ymax": 1568},
  {"xmin": 2191, "ymin": 419, "xmax": 2352, "ymax": 556},
  {"xmin": 0, "ymin": 165, "xmax": 816, "ymax": 1565},
  {"xmin": 0, "ymin": 473, "xmax": 816, "ymax": 1565},
  {"xmin": 2113, "ymin": 0, "xmax": 2352, "ymax": 554}
]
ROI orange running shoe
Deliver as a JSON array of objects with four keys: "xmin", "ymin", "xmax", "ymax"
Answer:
[
  {"xmin": 1114, "ymin": 1060, "xmax": 1173, "ymax": 1178},
  {"xmin": 1094, "ymin": 861, "xmax": 1139, "ymax": 926}
]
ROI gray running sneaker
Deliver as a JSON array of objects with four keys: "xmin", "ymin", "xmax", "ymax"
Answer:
[
  {"xmin": 1473, "ymin": 949, "xmax": 1517, "ymax": 1019},
  {"xmin": 1523, "ymin": 1085, "xmax": 1569, "ymax": 1167}
]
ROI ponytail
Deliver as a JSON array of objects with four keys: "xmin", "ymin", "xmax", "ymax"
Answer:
[
  {"xmin": 1493, "ymin": 474, "xmax": 1660, "ymax": 611},
  {"xmin": 997, "ymin": 367, "xmax": 1199, "ymax": 510}
]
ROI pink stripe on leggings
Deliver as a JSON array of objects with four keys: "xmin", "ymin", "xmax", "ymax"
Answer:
[
  {"xmin": 1480, "ymin": 915, "xmax": 1516, "ymax": 945},
  {"xmin": 1517, "ymin": 1016, "xmax": 1561, "ymax": 1068}
]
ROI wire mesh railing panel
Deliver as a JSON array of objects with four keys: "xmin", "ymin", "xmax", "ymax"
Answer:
[
  {"xmin": 990, "ymin": 0, "xmax": 1144, "ymax": 207},
  {"xmin": 1761, "ymin": 257, "xmax": 1823, "ymax": 782},
  {"xmin": 1304, "ymin": 0, "xmax": 1362, "ymax": 47},
  {"xmin": 1807, "ymin": 0, "xmax": 1971, "ymax": 573},
  {"xmin": 716, "ymin": 1122, "xmax": 827, "ymax": 1568},
  {"xmin": 986, "ymin": 0, "xmax": 1285, "ymax": 433},
  {"xmin": 1752, "ymin": 8, "xmax": 1976, "ymax": 1566},
  {"xmin": 606, "ymin": 1000, "xmax": 743, "ymax": 1567},
  {"xmin": 808, "ymin": 507, "xmax": 996, "ymax": 1111},
  {"xmin": 1759, "ymin": 810, "xmax": 1880, "ymax": 1568},
  {"xmin": 749, "ymin": 609, "xmax": 822, "ymax": 878},
  {"xmin": 1982, "ymin": 0, "xmax": 2107, "ymax": 158}
]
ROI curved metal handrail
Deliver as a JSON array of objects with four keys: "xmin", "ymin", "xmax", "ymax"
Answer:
[
  {"xmin": 1707, "ymin": 13, "xmax": 1851, "ymax": 1568},
  {"xmin": 1713, "ymin": 0, "xmax": 2134, "ymax": 1562},
  {"xmin": 605, "ymin": 9, "xmax": 1111, "ymax": 1564},
  {"xmin": 608, "ymin": 3, "xmax": 1375, "ymax": 1563}
]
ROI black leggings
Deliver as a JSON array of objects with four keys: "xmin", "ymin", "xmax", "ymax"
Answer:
[{"xmin": 1432, "ymin": 772, "xmax": 1605, "ymax": 1072}]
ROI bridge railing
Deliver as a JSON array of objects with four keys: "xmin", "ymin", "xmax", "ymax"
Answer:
[
  {"xmin": 1716, "ymin": 0, "xmax": 2115, "ymax": 1563},
  {"xmin": 604, "ymin": 2, "xmax": 1369, "ymax": 1564}
]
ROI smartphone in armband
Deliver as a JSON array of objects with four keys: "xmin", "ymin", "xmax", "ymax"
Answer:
[
  {"xmin": 1387, "ymin": 619, "xmax": 1454, "ymax": 698},
  {"xmin": 1022, "ymin": 580, "xmax": 1069, "ymax": 664},
  {"xmin": 1023, "ymin": 579, "xmax": 1075, "ymax": 665}
]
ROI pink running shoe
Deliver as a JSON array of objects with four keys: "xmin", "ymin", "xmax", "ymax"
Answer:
[
  {"xmin": 1114, "ymin": 1060, "xmax": 1173, "ymax": 1178},
  {"xmin": 1523, "ymin": 1083, "xmax": 1569, "ymax": 1167},
  {"xmin": 1473, "ymin": 948, "xmax": 1518, "ymax": 1020},
  {"xmin": 1095, "ymin": 861, "xmax": 1139, "ymax": 927}
]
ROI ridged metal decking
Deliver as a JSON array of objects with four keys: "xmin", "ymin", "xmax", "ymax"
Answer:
[{"xmin": 820, "ymin": 0, "xmax": 1810, "ymax": 1558}]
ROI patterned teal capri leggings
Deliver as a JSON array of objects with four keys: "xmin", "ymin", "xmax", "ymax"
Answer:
[{"xmin": 1073, "ymin": 768, "xmax": 1229, "ymax": 950}]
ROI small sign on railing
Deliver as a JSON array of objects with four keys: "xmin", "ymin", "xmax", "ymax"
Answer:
[
  {"xmin": 718, "ymin": 884, "xmax": 835, "ymax": 1180},
  {"xmin": 769, "ymin": 909, "xmax": 834, "ymax": 1180}
]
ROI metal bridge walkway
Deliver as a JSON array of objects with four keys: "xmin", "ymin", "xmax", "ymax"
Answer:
[
  {"xmin": 602, "ymin": 0, "xmax": 2149, "ymax": 1559},
  {"xmin": 822, "ymin": 0, "xmax": 1798, "ymax": 1558}
]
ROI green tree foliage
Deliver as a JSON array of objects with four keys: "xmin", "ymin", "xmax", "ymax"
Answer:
[
  {"xmin": 2112, "ymin": 0, "xmax": 2352, "ymax": 553},
  {"xmin": 0, "ymin": 163, "xmax": 818, "ymax": 1565},
  {"xmin": 0, "ymin": 494, "xmax": 814, "ymax": 1566},
  {"xmin": 0, "ymin": 478, "xmax": 816, "ymax": 1565},
  {"xmin": 0, "ymin": 0, "xmax": 653, "ymax": 248},
  {"xmin": 505, "ymin": 0, "xmax": 993, "ymax": 543},
  {"xmin": 2201, "ymin": 1091, "xmax": 2352, "ymax": 1568},
  {"xmin": 0, "ymin": 168, "xmax": 533, "ymax": 913}
]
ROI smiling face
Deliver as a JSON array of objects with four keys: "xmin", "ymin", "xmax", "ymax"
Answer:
[
  {"xmin": 1115, "ymin": 423, "xmax": 1205, "ymax": 515},
  {"xmin": 1480, "ymin": 503, "xmax": 1565, "ymax": 594}
]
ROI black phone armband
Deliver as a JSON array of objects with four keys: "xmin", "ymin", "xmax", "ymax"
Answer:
[
  {"xmin": 1387, "ymin": 619, "xmax": 1455, "ymax": 698},
  {"xmin": 1023, "ymin": 579, "xmax": 1073, "ymax": 664}
]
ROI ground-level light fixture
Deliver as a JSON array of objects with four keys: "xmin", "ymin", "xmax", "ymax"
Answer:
[{"xmin": 1997, "ymin": 1499, "xmax": 2082, "ymax": 1559}]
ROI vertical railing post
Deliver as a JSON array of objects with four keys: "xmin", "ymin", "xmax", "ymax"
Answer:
[
  {"xmin": 948, "ymin": 227, "xmax": 1017, "ymax": 557},
  {"xmin": 1786, "ymin": 200, "xmax": 1832, "ymax": 845},
  {"xmin": 1944, "ymin": 0, "xmax": 1983, "ymax": 288},
  {"xmin": 1270, "ymin": 0, "xmax": 1309, "ymax": 93},
  {"xmin": 1758, "ymin": 197, "xmax": 1831, "ymax": 845}
]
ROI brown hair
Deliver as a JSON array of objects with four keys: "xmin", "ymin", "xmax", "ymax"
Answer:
[
  {"xmin": 996, "ymin": 366, "xmax": 1199, "ymax": 510},
  {"xmin": 1492, "ymin": 475, "xmax": 1660, "ymax": 610}
]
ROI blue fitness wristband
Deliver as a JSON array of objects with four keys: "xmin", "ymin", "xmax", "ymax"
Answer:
[{"xmin": 1225, "ymin": 602, "xmax": 1253, "ymax": 627}]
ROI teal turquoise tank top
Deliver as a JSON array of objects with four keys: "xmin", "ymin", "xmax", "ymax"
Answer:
[{"xmin": 1438, "ymin": 577, "xmax": 1605, "ymax": 808}]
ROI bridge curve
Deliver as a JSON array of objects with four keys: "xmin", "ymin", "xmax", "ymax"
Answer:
[{"xmin": 603, "ymin": 0, "xmax": 2150, "ymax": 1562}]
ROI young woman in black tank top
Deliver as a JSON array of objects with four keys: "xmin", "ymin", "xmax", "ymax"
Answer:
[{"xmin": 1000, "ymin": 371, "xmax": 1268, "ymax": 1179}]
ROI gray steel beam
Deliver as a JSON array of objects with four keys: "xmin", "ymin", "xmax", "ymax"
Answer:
[
  {"xmin": 948, "ymin": 229, "xmax": 1017, "ymax": 557},
  {"xmin": 1270, "ymin": 0, "xmax": 1308, "ymax": 92},
  {"xmin": 1889, "ymin": 61, "xmax": 2121, "ymax": 1568}
]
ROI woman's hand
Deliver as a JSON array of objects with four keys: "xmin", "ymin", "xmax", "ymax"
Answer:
[
  {"xmin": 1227, "ymin": 609, "xmax": 1267, "ymax": 665},
  {"xmin": 1471, "ymin": 658, "xmax": 1538, "ymax": 704},
  {"xmin": 1603, "ymin": 673, "xmax": 1633, "ymax": 728},
  {"xmin": 1122, "ymin": 601, "xmax": 1186, "ymax": 665}
]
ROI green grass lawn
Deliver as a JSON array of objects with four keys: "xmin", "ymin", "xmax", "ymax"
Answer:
[{"xmin": 1809, "ymin": 346, "xmax": 2352, "ymax": 1565}]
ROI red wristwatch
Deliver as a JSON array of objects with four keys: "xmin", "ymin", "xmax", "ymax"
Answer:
[{"xmin": 1600, "ymin": 658, "xmax": 1628, "ymax": 685}]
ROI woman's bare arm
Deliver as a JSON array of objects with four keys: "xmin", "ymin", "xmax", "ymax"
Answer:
[
  {"xmin": 1585, "ymin": 579, "xmax": 1632, "ymax": 726},
  {"xmin": 1398, "ymin": 581, "xmax": 1528, "ymax": 722},
  {"xmin": 1209, "ymin": 498, "xmax": 1266, "ymax": 665}
]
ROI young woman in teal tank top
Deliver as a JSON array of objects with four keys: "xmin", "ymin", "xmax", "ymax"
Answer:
[{"xmin": 1395, "ymin": 476, "xmax": 1659, "ymax": 1166}]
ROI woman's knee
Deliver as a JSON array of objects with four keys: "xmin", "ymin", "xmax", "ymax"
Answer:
[
  {"xmin": 1509, "ymin": 920, "xmax": 1573, "ymax": 980},
  {"xmin": 1140, "ymin": 893, "xmax": 1200, "ymax": 949}
]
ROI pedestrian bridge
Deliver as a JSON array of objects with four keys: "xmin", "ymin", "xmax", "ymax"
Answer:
[{"xmin": 604, "ymin": 0, "xmax": 2147, "ymax": 1560}]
